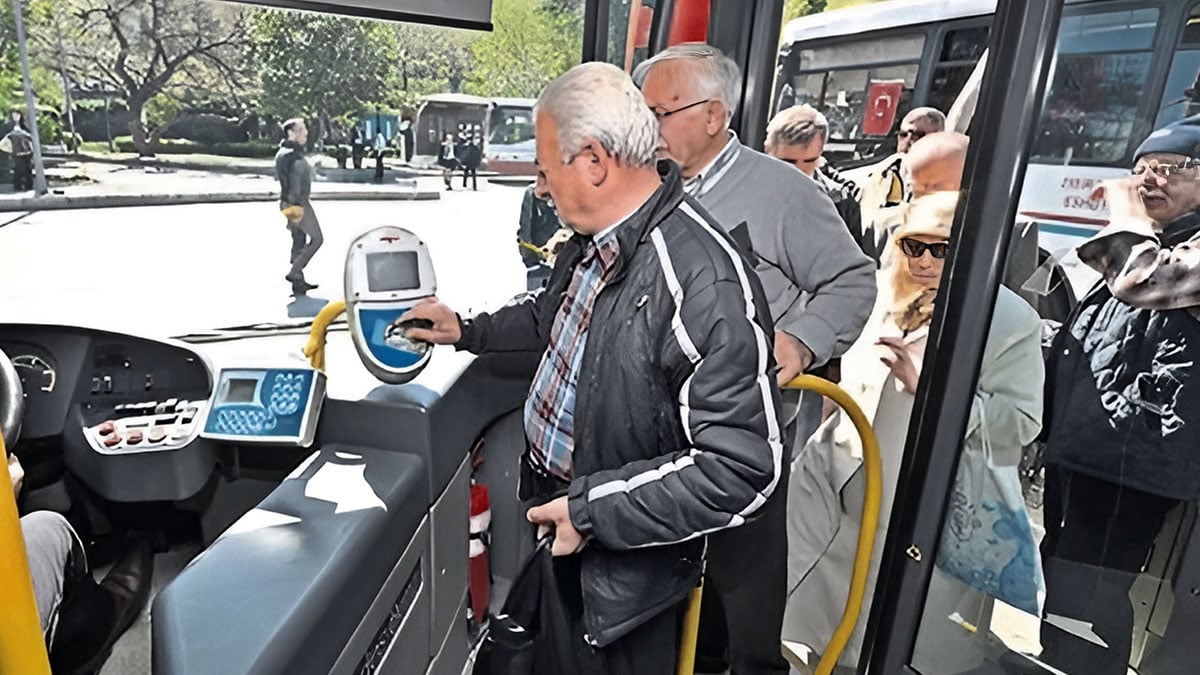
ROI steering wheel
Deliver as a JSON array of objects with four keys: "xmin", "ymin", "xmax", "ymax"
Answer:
[{"xmin": 0, "ymin": 346, "xmax": 24, "ymax": 450}]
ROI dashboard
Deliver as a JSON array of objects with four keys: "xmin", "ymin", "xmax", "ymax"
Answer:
[{"xmin": 2, "ymin": 323, "xmax": 229, "ymax": 503}]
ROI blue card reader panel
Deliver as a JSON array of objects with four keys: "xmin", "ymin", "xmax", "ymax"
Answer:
[
  {"xmin": 356, "ymin": 306, "xmax": 428, "ymax": 370},
  {"xmin": 202, "ymin": 368, "xmax": 325, "ymax": 446}
]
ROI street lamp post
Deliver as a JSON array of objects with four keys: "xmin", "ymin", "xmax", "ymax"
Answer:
[{"xmin": 13, "ymin": 0, "xmax": 48, "ymax": 195}]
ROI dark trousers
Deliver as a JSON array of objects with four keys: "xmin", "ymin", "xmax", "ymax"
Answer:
[
  {"xmin": 695, "ymin": 465, "xmax": 790, "ymax": 674},
  {"xmin": 13, "ymin": 154, "xmax": 32, "ymax": 191},
  {"xmin": 286, "ymin": 202, "xmax": 323, "ymax": 281},
  {"xmin": 1039, "ymin": 466, "xmax": 1181, "ymax": 675},
  {"xmin": 555, "ymin": 553, "xmax": 681, "ymax": 675},
  {"xmin": 374, "ymin": 151, "xmax": 385, "ymax": 181},
  {"xmin": 463, "ymin": 165, "xmax": 478, "ymax": 190}
]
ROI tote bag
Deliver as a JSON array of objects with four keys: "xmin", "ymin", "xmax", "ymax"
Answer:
[
  {"xmin": 474, "ymin": 537, "xmax": 599, "ymax": 675},
  {"xmin": 935, "ymin": 401, "xmax": 1046, "ymax": 615}
]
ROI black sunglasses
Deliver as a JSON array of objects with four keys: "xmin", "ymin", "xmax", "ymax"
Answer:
[
  {"xmin": 897, "ymin": 129, "xmax": 927, "ymax": 141},
  {"xmin": 899, "ymin": 237, "xmax": 950, "ymax": 259}
]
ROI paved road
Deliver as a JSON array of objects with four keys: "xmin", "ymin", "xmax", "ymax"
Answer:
[{"xmin": 0, "ymin": 186, "xmax": 530, "ymax": 339}]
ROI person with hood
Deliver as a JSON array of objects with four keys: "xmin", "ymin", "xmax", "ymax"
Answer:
[
  {"xmin": 274, "ymin": 118, "xmax": 322, "ymax": 294},
  {"xmin": 396, "ymin": 62, "xmax": 781, "ymax": 674},
  {"xmin": 1039, "ymin": 113, "xmax": 1200, "ymax": 675},
  {"xmin": 784, "ymin": 191, "xmax": 1044, "ymax": 670}
]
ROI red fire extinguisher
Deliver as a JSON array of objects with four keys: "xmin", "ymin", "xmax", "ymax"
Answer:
[{"xmin": 468, "ymin": 480, "xmax": 491, "ymax": 626}]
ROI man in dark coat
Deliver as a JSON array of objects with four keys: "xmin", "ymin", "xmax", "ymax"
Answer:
[
  {"xmin": 398, "ymin": 62, "xmax": 781, "ymax": 675},
  {"xmin": 1040, "ymin": 114, "xmax": 1200, "ymax": 674}
]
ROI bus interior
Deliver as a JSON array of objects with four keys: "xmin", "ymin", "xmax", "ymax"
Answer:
[{"xmin": 4, "ymin": 0, "xmax": 1200, "ymax": 674}]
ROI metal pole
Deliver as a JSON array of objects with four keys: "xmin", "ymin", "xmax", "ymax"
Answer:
[
  {"xmin": 105, "ymin": 95, "xmax": 113, "ymax": 152},
  {"xmin": 13, "ymin": 0, "xmax": 48, "ymax": 195},
  {"xmin": 54, "ymin": 13, "xmax": 77, "ymax": 153}
]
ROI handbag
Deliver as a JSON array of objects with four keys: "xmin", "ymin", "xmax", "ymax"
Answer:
[
  {"xmin": 935, "ymin": 398, "xmax": 1046, "ymax": 615},
  {"xmin": 473, "ymin": 537, "xmax": 599, "ymax": 675}
]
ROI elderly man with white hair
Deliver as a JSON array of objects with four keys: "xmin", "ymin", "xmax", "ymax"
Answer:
[
  {"xmin": 635, "ymin": 44, "xmax": 875, "ymax": 675},
  {"xmin": 400, "ymin": 61, "xmax": 782, "ymax": 673}
]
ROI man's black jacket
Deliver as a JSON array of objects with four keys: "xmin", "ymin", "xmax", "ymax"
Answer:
[{"xmin": 456, "ymin": 162, "xmax": 782, "ymax": 647}]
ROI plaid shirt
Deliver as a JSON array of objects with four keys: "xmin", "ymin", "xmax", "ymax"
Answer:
[{"xmin": 523, "ymin": 227, "xmax": 621, "ymax": 480}]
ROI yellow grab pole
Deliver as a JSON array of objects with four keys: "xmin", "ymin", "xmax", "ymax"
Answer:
[
  {"xmin": 0, "ymin": 432, "xmax": 53, "ymax": 674},
  {"xmin": 784, "ymin": 375, "xmax": 883, "ymax": 675},
  {"xmin": 303, "ymin": 300, "xmax": 347, "ymax": 372},
  {"xmin": 675, "ymin": 569, "xmax": 705, "ymax": 675}
]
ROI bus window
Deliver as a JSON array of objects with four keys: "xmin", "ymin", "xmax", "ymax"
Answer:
[
  {"xmin": 1155, "ymin": 4, "xmax": 1200, "ymax": 129},
  {"xmin": 925, "ymin": 25, "xmax": 990, "ymax": 116},
  {"xmin": 781, "ymin": 34, "xmax": 924, "ymax": 164},
  {"xmin": 607, "ymin": 0, "xmax": 658, "ymax": 72},
  {"xmin": 1031, "ymin": 7, "xmax": 1160, "ymax": 165}
]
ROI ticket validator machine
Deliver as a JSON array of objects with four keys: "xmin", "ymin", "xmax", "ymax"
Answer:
[{"xmin": 344, "ymin": 226, "xmax": 437, "ymax": 384}]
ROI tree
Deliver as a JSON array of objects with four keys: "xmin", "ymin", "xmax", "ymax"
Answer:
[
  {"xmin": 50, "ymin": 0, "xmax": 250, "ymax": 157},
  {"xmin": 464, "ymin": 0, "xmax": 583, "ymax": 99},
  {"xmin": 393, "ymin": 23, "xmax": 477, "ymax": 109},
  {"xmin": 0, "ymin": 1, "xmax": 64, "ymax": 123},
  {"xmin": 251, "ymin": 10, "xmax": 398, "ymax": 142},
  {"xmin": 782, "ymin": 0, "xmax": 827, "ymax": 23}
]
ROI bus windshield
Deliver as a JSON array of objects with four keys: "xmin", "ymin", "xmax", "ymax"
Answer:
[{"xmin": 0, "ymin": 0, "xmax": 584, "ymax": 340}]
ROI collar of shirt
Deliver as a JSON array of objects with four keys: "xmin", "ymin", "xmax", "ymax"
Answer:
[
  {"xmin": 683, "ymin": 131, "xmax": 741, "ymax": 198},
  {"xmin": 586, "ymin": 205, "xmax": 639, "ymax": 270}
]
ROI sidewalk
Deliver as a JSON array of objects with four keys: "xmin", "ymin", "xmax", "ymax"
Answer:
[{"xmin": 0, "ymin": 162, "xmax": 441, "ymax": 212}]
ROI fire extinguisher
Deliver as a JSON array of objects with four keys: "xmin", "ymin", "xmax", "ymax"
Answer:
[{"xmin": 468, "ymin": 480, "xmax": 491, "ymax": 626}]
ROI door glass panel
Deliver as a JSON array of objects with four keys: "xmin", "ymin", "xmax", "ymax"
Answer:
[
  {"xmin": 1031, "ymin": 51, "xmax": 1153, "ymax": 164},
  {"xmin": 606, "ymin": 0, "xmax": 657, "ymax": 72},
  {"xmin": 908, "ymin": 126, "xmax": 1200, "ymax": 675}
]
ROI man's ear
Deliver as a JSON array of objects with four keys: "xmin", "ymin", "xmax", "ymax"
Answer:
[
  {"xmin": 706, "ymin": 101, "xmax": 729, "ymax": 136},
  {"xmin": 581, "ymin": 140, "xmax": 611, "ymax": 187}
]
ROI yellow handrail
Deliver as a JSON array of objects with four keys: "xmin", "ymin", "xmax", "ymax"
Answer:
[
  {"xmin": 675, "ymin": 568, "xmax": 705, "ymax": 675},
  {"xmin": 303, "ymin": 300, "xmax": 347, "ymax": 371},
  {"xmin": 0, "ymin": 431, "xmax": 53, "ymax": 674},
  {"xmin": 785, "ymin": 375, "xmax": 882, "ymax": 675}
]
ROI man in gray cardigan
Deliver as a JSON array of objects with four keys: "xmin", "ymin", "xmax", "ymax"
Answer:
[{"xmin": 635, "ymin": 44, "xmax": 876, "ymax": 675}]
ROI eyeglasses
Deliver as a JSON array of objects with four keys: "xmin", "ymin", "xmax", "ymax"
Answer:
[
  {"xmin": 1132, "ymin": 159, "xmax": 1199, "ymax": 178},
  {"xmin": 899, "ymin": 237, "xmax": 950, "ymax": 259},
  {"xmin": 651, "ymin": 99, "xmax": 711, "ymax": 120},
  {"xmin": 897, "ymin": 129, "xmax": 927, "ymax": 142}
]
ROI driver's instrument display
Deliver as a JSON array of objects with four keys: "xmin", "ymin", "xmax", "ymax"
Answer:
[{"xmin": 201, "ymin": 367, "xmax": 326, "ymax": 446}]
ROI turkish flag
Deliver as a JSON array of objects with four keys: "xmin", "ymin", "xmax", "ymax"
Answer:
[{"xmin": 863, "ymin": 80, "xmax": 905, "ymax": 136}]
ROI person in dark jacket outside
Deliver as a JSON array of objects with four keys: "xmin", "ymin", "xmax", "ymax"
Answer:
[
  {"xmin": 635, "ymin": 43, "xmax": 876, "ymax": 675},
  {"xmin": 398, "ymin": 61, "xmax": 782, "ymax": 674},
  {"xmin": 372, "ymin": 130, "xmax": 387, "ymax": 182},
  {"xmin": 518, "ymin": 184, "xmax": 560, "ymax": 267},
  {"xmin": 274, "ymin": 118, "xmax": 322, "ymax": 294},
  {"xmin": 462, "ymin": 128, "xmax": 483, "ymax": 190},
  {"xmin": 5, "ymin": 111, "xmax": 34, "ymax": 192},
  {"xmin": 1039, "ymin": 114, "xmax": 1200, "ymax": 674}
]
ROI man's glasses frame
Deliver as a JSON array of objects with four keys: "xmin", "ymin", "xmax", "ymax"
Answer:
[
  {"xmin": 898, "ymin": 237, "xmax": 951, "ymax": 259},
  {"xmin": 1132, "ymin": 158, "xmax": 1200, "ymax": 179},
  {"xmin": 651, "ymin": 99, "xmax": 711, "ymax": 120}
]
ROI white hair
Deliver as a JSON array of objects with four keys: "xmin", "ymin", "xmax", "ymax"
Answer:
[
  {"xmin": 535, "ymin": 62, "xmax": 659, "ymax": 168},
  {"xmin": 632, "ymin": 43, "xmax": 742, "ymax": 122}
]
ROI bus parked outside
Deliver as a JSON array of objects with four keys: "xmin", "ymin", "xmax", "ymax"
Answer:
[
  {"xmin": 412, "ymin": 94, "xmax": 536, "ymax": 175},
  {"xmin": 775, "ymin": 0, "xmax": 1192, "ymax": 287}
]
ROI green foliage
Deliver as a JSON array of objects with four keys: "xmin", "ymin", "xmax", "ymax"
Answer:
[
  {"xmin": 464, "ymin": 0, "xmax": 583, "ymax": 99},
  {"xmin": 113, "ymin": 135, "xmax": 277, "ymax": 158},
  {"xmin": 393, "ymin": 23, "xmax": 478, "ymax": 109},
  {"xmin": 783, "ymin": 0, "xmax": 828, "ymax": 23},
  {"xmin": 35, "ymin": 108, "xmax": 58, "ymax": 142},
  {"xmin": 251, "ymin": 10, "xmax": 399, "ymax": 121}
]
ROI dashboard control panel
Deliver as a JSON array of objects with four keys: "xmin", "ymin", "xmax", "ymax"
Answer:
[
  {"xmin": 201, "ymin": 367, "xmax": 325, "ymax": 447},
  {"xmin": 83, "ymin": 398, "xmax": 207, "ymax": 455}
]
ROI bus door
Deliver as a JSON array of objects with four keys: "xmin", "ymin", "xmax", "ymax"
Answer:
[{"xmin": 867, "ymin": 1, "xmax": 1200, "ymax": 673}]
